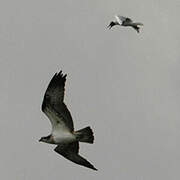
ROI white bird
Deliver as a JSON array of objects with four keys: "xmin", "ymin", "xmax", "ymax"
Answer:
[
  {"xmin": 108, "ymin": 15, "xmax": 143, "ymax": 33},
  {"xmin": 39, "ymin": 71, "xmax": 97, "ymax": 170}
]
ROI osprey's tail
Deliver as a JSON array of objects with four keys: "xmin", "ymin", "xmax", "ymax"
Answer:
[{"xmin": 74, "ymin": 126, "xmax": 94, "ymax": 144}]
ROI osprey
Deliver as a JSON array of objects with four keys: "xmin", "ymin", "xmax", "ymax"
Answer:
[
  {"xmin": 39, "ymin": 71, "xmax": 97, "ymax": 171},
  {"xmin": 108, "ymin": 15, "xmax": 143, "ymax": 33}
]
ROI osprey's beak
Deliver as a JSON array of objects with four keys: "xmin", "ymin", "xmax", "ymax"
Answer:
[{"xmin": 39, "ymin": 138, "xmax": 42, "ymax": 142}]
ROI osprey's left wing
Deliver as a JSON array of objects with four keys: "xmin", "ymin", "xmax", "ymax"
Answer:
[
  {"xmin": 42, "ymin": 71, "xmax": 74, "ymax": 131},
  {"xmin": 54, "ymin": 142, "xmax": 97, "ymax": 170}
]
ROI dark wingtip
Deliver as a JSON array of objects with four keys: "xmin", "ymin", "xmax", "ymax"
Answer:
[
  {"xmin": 52, "ymin": 70, "xmax": 67, "ymax": 84},
  {"xmin": 92, "ymin": 167, "xmax": 98, "ymax": 171},
  {"xmin": 107, "ymin": 21, "xmax": 115, "ymax": 29},
  {"xmin": 107, "ymin": 23, "xmax": 111, "ymax": 29},
  {"xmin": 57, "ymin": 70, "xmax": 67, "ymax": 78},
  {"xmin": 46, "ymin": 70, "xmax": 67, "ymax": 89},
  {"xmin": 86, "ymin": 162, "xmax": 98, "ymax": 171},
  {"xmin": 107, "ymin": 22, "xmax": 111, "ymax": 29}
]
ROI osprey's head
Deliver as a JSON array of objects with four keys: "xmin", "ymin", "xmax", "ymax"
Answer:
[
  {"xmin": 39, "ymin": 135, "xmax": 53, "ymax": 144},
  {"xmin": 107, "ymin": 21, "xmax": 116, "ymax": 29}
]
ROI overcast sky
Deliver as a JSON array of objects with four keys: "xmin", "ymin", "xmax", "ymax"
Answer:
[{"xmin": 1, "ymin": 0, "xmax": 180, "ymax": 179}]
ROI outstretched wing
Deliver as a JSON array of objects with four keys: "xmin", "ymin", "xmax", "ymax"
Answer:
[
  {"xmin": 42, "ymin": 71, "xmax": 74, "ymax": 131},
  {"xmin": 54, "ymin": 142, "xmax": 97, "ymax": 170},
  {"xmin": 115, "ymin": 15, "xmax": 133, "ymax": 24}
]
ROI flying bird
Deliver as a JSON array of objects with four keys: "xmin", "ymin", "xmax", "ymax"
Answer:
[
  {"xmin": 39, "ymin": 71, "xmax": 97, "ymax": 171},
  {"xmin": 108, "ymin": 15, "xmax": 143, "ymax": 33}
]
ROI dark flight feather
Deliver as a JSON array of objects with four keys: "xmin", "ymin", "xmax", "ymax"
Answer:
[
  {"xmin": 54, "ymin": 142, "xmax": 97, "ymax": 171},
  {"xmin": 42, "ymin": 71, "xmax": 74, "ymax": 131}
]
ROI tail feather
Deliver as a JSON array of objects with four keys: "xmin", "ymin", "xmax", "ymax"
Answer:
[
  {"xmin": 132, "ymin": 25, "xmax": 140, "ymax": 33},
  {"xmin": 74, "ymin": 126, "xmax": 94, "ymax": 144},
  {"xmin": 132, "ymin": 22, "xmax": 143, "ymax": 33}
]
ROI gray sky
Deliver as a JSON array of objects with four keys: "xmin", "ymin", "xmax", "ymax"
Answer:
[{"xmin": 1, "ymin": 0, "xmax": 180, "ymax": 179}]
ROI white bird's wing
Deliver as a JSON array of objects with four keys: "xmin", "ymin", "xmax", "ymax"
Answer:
[
  {"xmin": 42, "ymin": 71, "xmax": 74, "ymax": 132},
  {"xmin": 115, "ymin": 15, "xmax": 124, "ymax": 25},
  {"xmin": 115, "ymin": 15, "xmax": 133, "ymax": 25},
  {"xmin": 115, "ymin": 15, "xmax": 133, "ymax": 24}
]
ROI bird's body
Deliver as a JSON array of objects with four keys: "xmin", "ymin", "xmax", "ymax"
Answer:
[
  {"xmin": 42, "ymin": 106, "xmax": 76, "ymax": 144},
  {"xmin": 108, "ymin": 15, "xmax": 143, "ymax": 33},
  {"xmin": 39, "ymin": 71, "xmax": 97, "ymax": 170}
]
